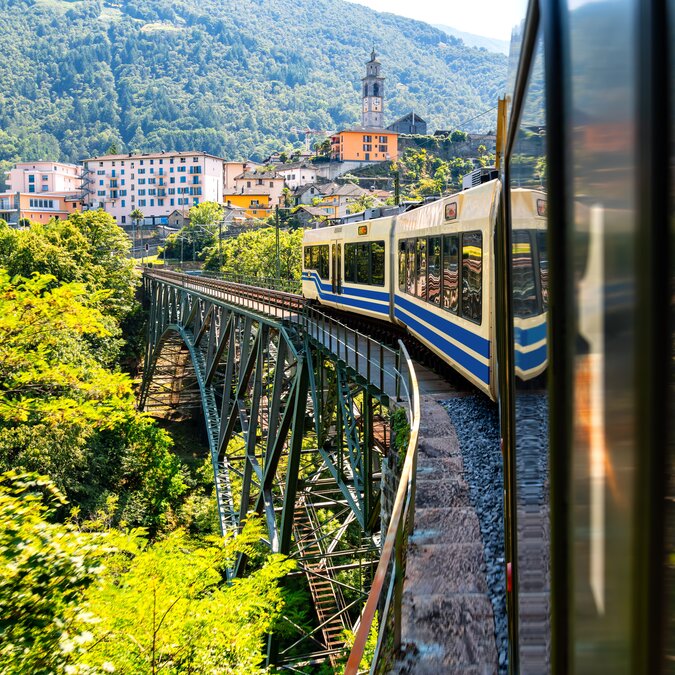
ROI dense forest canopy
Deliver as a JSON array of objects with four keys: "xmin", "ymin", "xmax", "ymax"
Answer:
[{"xmin": 0, "ymin": 0, "xmax": 506, "ymax": 175}]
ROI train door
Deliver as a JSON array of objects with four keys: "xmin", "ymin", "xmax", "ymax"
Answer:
[{"xmin": 331, "ymin": 240, "xmax": 342, "ymax": 295}]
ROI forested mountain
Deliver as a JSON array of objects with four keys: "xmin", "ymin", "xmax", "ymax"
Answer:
[
  {"xmin": 0, "ymin": 0, "xmax": 506, "ymax": 168},
  {"xmin": 434, "ymin": 25, "xmax": 510, "ymax": 55}
]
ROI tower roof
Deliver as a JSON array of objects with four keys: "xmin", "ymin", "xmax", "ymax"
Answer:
[{"xmin": 368, "ymin": 48, "xmax": 380, "ymax": 64}]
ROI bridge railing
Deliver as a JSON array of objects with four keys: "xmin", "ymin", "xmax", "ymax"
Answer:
[
  {"xmin": 202, "ymin": 271, "xmax": 302, "ymax": 295},
  {"xmin": 302, "ymin": 305, "xmax": 401, "ymax": 400},
  {"xmin": 144, "ymin": 268, "xmax": 305, "ymax": 321},
  {"xmin": 344, "ymin": 339, "xmax": 420, "ymax": 675}
]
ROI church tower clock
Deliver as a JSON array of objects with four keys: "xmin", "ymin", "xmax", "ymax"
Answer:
[{"xmin": 361, "ymin": 49, "xmax": 384, "ymax": 128}]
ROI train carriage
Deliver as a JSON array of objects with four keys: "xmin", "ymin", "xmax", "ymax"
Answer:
[
  {"xmin": 302, "ymin": 217, "xmax": 394, "ymax": 321},
  {"xmin": 301, "ymin": 179, "xmax": 549, "ymax": 401}
]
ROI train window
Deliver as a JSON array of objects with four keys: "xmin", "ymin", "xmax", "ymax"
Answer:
[
  {"xmin": 461, "ymin": 231, "xmax": 482, "ymax": 323},
  {"xmin": 317, "ymin": 245, "xmax": 329, "ymax": 280},
  {"xmin": 512, "ymin": 231, "xmax": 537, "ymax": 317},
  {"xmin": 303, "ymin": 246, "xmax": 311, "ymax": 269},
  {"xmin": 442, "ymin": 234, "xmax": 459, "ymax": 314},
  {"xmin": 398, "ymin": 240, "xmax": 406, "ymax": 290},
  {"xmin": 371, "ymin": 241, "xmax": 385, "ymax": 286},
  {"xmin": 344, "ymin": 243, "xmax": 357, "ymax": 283},
  {"xmin": 428, "ymin": 236, "xmax": 441, "ymax": 306},
  {"xmin": 416, "ymin": 238, "xmax": 427, "ymax": 300},
  {"xmin": 344, "ymin": 241, "xmax": 385, "ymax": 286},
  {"xmin": 356, "ymin": 243, "xmax": 370, "ymax": 284},
  {"xmin": 537, "ymin": 231, "xmax": 548, "ymax": 311},
  {"xmin": 406, "ymin": 239, "xmax": 416, "ymax": 295}
]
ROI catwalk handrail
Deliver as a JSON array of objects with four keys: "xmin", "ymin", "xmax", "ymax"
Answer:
[{"xmin": 344, "ymin": 340, "xmax": 420, "ymax": 674}]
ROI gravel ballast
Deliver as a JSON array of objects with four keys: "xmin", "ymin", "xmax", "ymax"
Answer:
[{"xmin": 441, "ymin": 394, "xmax": 507, "ymax": 673}]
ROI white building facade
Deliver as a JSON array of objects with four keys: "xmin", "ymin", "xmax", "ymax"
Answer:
[
  {"xmin": 6, "ymin": 161, "xmax": 82, "ymax": 195},
  {"xmin": 82, "ymin": 151, "xmax": 226, "ymax": 225}
]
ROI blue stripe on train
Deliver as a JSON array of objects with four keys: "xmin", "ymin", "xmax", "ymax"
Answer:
[
  {"xmin": 302, "ymin": 271, "xmax": 390, "ymax": 302},
  {"xmin": 513, "ymin": 321, "xmax": 546, "ymax": 347},
  {"xmin": 514, "ymin": 343, "xmax": 547, "ymax": 372},
  {"xmin": 302, "ymin": 272, "xmax": 388, "ymax": 315},
  {"xmin": 394, "ymin": 304, "xmax": 490, "ymax": 385},
  {"xmin": 394, "ymin": 293, "xmax": 490, "ymax": 359}
]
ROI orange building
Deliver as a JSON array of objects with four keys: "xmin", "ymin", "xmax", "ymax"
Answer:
[
  {"xmin": 0, "ymin": 192, "xmax": 82, "ymax": 225},
  {"xmin": 330, "ymin": 128, "xmax": 398, "ymax": 162},
  {"xmin": 223, "ymin": 192, "xmax": 271, "ymax": 219}
]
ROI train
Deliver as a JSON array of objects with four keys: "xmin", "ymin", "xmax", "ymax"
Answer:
[{"xmin": 302, "ymin": 179, "xmax": 548, "ymax": 399}]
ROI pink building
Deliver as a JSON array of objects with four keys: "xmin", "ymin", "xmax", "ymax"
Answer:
[
  {"xmin": 6, "ymin": 161, "xmax": 83, "ymax": 195},
  {"xmin": 82, "ymin": 151, "xmax": 227, "ymax": 226}
]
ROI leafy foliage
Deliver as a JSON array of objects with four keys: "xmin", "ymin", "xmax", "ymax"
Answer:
[
  {"xmin": 85, "ymin": 520, "xmax": 295, "ymax": 674},
  {"xmin": 0, "ymin": 471, "xmax": 108, "ymax": 674},
  {"xmin": 0, "ymin": 471, "xmax": 295, "ymax": 674},
  {"xmin": 0, "ymin": 270, "xmax": 185, "ymax": 531},
  {"xmin": 0, "ymin": 0, "xmax": 506, "ymax": 174},
  {"xmin": 203, "ymin": 226, "xmax": 305, "ymax": 280}
]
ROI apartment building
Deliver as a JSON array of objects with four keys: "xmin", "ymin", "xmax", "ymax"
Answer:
[
  {"xmin": 82, "ymin": 151, "xmax": 226, "ymax": 225},
  {"xmin": 229, "ymin": 170, "xmax": 285, "ymax": 209},
  {"xmin": 274, "ymin": 163, "xmax": 319, "ymax": 190},
  {"xmin": 0, "ymin": 192, "xmax": 81, "ymax": 225},
  {"xmin": 5, "ymin": 161, "xmax": 83, "ymax": 195}
]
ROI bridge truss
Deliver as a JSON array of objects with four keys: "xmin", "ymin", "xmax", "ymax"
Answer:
[{"xmin": 139, "ymin": 270, "xmax": 412, "ymax": 670}]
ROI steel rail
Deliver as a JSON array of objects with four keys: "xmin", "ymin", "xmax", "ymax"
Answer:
[{"xmin": 344, "ymin": 340, "xmax": 420, "ymax": 674}]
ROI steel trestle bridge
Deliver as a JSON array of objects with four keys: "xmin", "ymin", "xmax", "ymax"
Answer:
[{"xmin": 139, "ymin": 269, "xmax": 420, "ymax": 672}]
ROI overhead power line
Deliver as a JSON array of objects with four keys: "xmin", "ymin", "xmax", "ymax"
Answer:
[{"xmin": 453, "ymin": 104, "xmax": 499, "ymax": 131}]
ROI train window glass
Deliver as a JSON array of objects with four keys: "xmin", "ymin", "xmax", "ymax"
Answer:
[
  {"xmin": 428, "ymin": 236, "xmax": 441, "ymax": 306},
  {"xmin": 344, "ymin": 243, "xmax": 357, "ymax": 283},
  {"xmin": 406, "ymin": 238, "xmax": 416, "ymax": 295},
  {"xmin": 512, "ymin": 231, "xmax": 537, "ymax": 317},
  {"xmin": 537, "ymin": 231, "xmax": 548, "ymax": 311},
  {"xmin": 416, "ymin": 238, "xmax": 427, "ymax": 300},
  {"xmin": 371, "ymin": 240, "xmax": 385, "ymax": 286},
  {"xmin": 304, "ymin": 246, "xmax": 311, "ymax": 269},
  {"xmin": 316, "ymin": 244, "xmax": 329, "ymax": 280},
  {"xmin": 398, "ymin": 240, "xmax": 406, "ymax": 290},
  {"xmin": 461, "ymin": 232, "xmax": 482, "ymax": 323},
  {"xmin": 356, "ymin": 243, "xmax": 370, "ymax": 284},
  {"xmin": 442, "ymin": 234, "xmax": 459, "ymax": 314}
]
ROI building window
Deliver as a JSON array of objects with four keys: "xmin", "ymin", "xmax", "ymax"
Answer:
[
  {"xmin": 97, "ymin": 190, "xmax": 105, "ymax": 196},
  {"xmin": 121, "ymin": 200, "xmax": 126, "ymax": 208},
  {"xmin": 138, "ymin": 179, "xmax": 146, "ymax": 185},
  {"xmin": 363, "ymin": 135, "xmax": 372, "ymax": 142},
  {"xmin": 138, "ymin": 189, "xmax": 146, "ymax": 196},
  {"xmin": 28, "ymin": 175, "xmax": 35, "ymax": 183},
  {"xmin": 170, "ymin": 198, "xmax": 175, "ymax": 206},
  {"xmin": 180, "ymin": 176, "xmax": 186, "ymax": 184},
  {"xmin": 41, "ymin": 185, "xmax": 48, "ymax": 192},
  {"xmin": 180, "ymin": 157, "xmax": 186, "ymax": 163},
  {"xmin": 150, "ymin": 199, "xmax": 154, "ymax": 206},
  {"xmin": 138, "ymin": 199, "xmax": 146, "ymax": 206},
  {"xmin": 193, "ymin": 156, "xmax": 199, "ymax": 162},
  {"xmin": 150, "ymin": 159, "xmax": 154, "ymax": 165},
  {"xmin": 121, "ymin": 215, "xmax": 126, "ymax": 223},
  {"xmin": 158, "ymin": 199, "xmax": 164, "ymax": 206},
  {"xmin": 140, "ymin": 160, "xmax": 144, "ymax": 165}
]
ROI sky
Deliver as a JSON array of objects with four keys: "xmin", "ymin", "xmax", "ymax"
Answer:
[{"xmin": 344, "ymin": 0, "xmax": 524, "ymax": 41}]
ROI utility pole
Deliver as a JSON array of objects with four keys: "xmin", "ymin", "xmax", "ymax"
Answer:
[
  {"xmin": 180, "ymin": 235, "xmax": 184, "ymax": 269},
  {"xmin": 275, "ymin": 205, "xmax": 280, "ymax": 279},
  {"xmin": 218, "ymin": 218, "xmax": 223, "ymax": 272},
  {"xmin": 394, "ymin": 169, "xmax": 400, "ymax": 206}
]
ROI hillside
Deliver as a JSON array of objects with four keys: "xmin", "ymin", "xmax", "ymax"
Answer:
[
  {"xmin": 0, "ymin": 0, "xmax": 506, "ymax": 168},
  {"xmin": 434, "ymin": 25, "xmax": 510, "ymax": 55}
]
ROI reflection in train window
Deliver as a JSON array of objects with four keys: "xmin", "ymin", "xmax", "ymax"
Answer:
[
  {"xmin": 442, "ymin": 234, "xmax": 459, "ymax": 314},
  {"xmin": 398, "ymin": 240, "xmax": 406, "ymax": 290},
  {"xmin": 461, "ymin": 232, "xmax": 482, "ymax": 323},
  {"xmin": 344, "ymin": 241, "xmax": 386, "ymax": 286},
  {"xmin": 406, "ymin": 239, "xmax": 416, "ymax": 295},
  {"xmin": 416, "ymin": 238, "xmax": 427, "ymax": 300},
  {"xmin": 356, "ymin": 243, "xmax": 370, "ymax": 284},
  {"xmin": 512, "ymin": 231, "xmax": 538, "ymax": 317},
  {"xmin": 537, "ymin": 231, "xmax": 549, "ymax": 310},
  {"xmin": 428, "ymin": 236, "xmax": 441, "ymax": 305},
  {"xmin": 304, "ymin": 244, "xmax": 330, "ymax": 280},
  {"xmin": 371, "ymin": 241, "xmax": 385, "ymax": 285}
]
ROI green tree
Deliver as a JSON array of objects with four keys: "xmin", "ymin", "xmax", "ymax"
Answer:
[
  {"xmin": 203, "ymin": 226, "xmax": 304, "ymax": 280},
  {"xmin": 84, "ymin": 519, "xmax": 295, "ymax": 674},
  {"xmin": 347, "ymin": 194, "xmax": 377, "ymax": 214},
  {"xmin": 0, "ymin": 271, "xmax": 184, "ymax": 531},
  {"xmin": 188, "ymin": 200, "xmax": 224, "ymax": 226},
  {"xmin": 0, "ymin": 471, "xmax": 108, "ymax": 674}
]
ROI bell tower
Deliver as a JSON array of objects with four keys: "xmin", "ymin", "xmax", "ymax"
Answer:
[{"xmin": 362, "ymin": 49, "xmax": 384, "ymax": 128}]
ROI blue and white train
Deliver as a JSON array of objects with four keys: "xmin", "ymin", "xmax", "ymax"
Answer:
[{"xmin": 302, "ymin": 179, "xmax": 548, "ymax": 400}]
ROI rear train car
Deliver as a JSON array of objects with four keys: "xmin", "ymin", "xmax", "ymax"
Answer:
[{"xmin": 302, "ymin": 217, "xmax": 394, "ymax": 322}]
